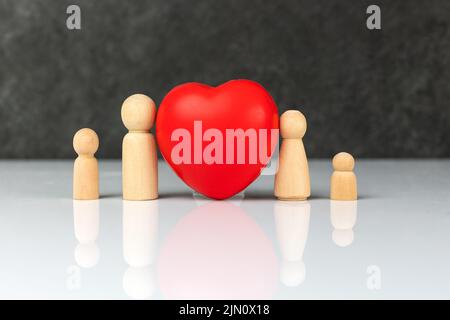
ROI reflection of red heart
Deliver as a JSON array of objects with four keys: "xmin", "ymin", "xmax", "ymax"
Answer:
[
  {"xmin": 156, "ymin": 202, "xmax": 278, "ymax": 299},
  {"xmin": 156, "ymin": 80, "xmax": 279, "ymax": 199}
]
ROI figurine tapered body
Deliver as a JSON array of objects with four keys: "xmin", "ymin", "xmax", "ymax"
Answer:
[
  {"xmin": 73, "ymin": 128, "xmax": 99, "ymax": 200},
  {"xmin": 330, "ymin": 152, "xmax": 357, "ymax": 200},
  {"xmin": 274, "ymin": 110, "xmax": 310, "ymax": 200},
  {"xmin": 121, "ymin": 94, "xmax": 158, "ymax": 200}
]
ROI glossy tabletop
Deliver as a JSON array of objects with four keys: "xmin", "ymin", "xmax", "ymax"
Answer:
[{"xmin": 0, "ymin": 160, "xmax": 449, "ymax": 299}]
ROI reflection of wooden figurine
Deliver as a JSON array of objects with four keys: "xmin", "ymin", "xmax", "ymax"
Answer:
[
  {"xmin": 122, "ymin": 200, "xmax": 159, "ymax": 299},
  {"xmin": 274, "ymin": 201, "xmax": 310, "ymax": 287},
  {"xmin": 274, "ymin": 201, "xmax": 310, "ymax": 262},
  {"xmin": 123, "ymin": 200, "xmax": 159, "ymax": 267},
  {"xmin": 73, "ymin": 199, "xmax": 100, "ymax": 268},
  {"xmin": 274, "ymin": 110, "xmax": 310, "ymax": 200},
  {"xmin": 330, "ymin": 200, "xmax": 357, "ymax": 247},
  {"xmin": 73, "ymin": 128, "xmax": 99, "ymax": 200},
  {"xmin": 121, "ymin": 94, "xmax": 158, "ymax": 200},
  {"xmin": 330, "ymin": 152, "xmax": 357, "ymax": 200}
]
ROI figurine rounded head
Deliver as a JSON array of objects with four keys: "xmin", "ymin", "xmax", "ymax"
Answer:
[
  {"xmin": 121, "ymin": 94, "xmax": 156, "ymax": 131},
  {"xmin": 280, "ymin": 110, "xmax": 307, "ymax": 139},
  {"xmin": 73, "ymin": 128, "xmax": 99, "ymax": 156},
  {"xmin": 332, "ymin": 152, "xmax": 355, "ymax": 171}
]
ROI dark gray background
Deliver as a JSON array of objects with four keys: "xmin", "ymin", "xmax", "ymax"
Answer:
[{"xmin": 0, "ymin": 0, "xmax": 449, "ymax": 159}]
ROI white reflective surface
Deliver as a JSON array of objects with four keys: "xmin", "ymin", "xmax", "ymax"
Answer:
[{"xmin": 0, "ymin": 160, "xmax": 450, "ymax": 299}]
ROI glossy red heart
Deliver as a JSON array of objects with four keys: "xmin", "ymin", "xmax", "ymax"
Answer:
[{"xmin": 156, "ymin": 80, "xmax": 279, "ymax": 199}]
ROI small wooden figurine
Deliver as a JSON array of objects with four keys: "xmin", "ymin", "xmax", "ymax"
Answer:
[
  {"xmin": 330, "ymin": 152, "xmax": 357, "ymax": 200},
  {"xmin": 73, "ymin": 128, "xmax": 99, "ymax": 200}
]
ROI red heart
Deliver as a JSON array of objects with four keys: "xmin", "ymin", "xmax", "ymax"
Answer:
[{"xmin": 156, "ymin": 80, "xmax": 279, "ymax": 199}]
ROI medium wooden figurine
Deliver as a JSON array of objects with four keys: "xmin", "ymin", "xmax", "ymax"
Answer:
[
  {"xmin": 274, "ymin": 110, "xmax": 310, "ymax": 200},
  {"xmin": 121, "ymin": 94, "xmax": 158, "ymax": 200}
]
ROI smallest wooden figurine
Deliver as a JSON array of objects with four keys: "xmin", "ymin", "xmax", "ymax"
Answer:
[
  {"xmin": 73, "ymin": 128, "xmax": 99, "ymax": 200},
  {"xmin": 330, "ymin": 152, "xmax": 357, "ymax": 201}
]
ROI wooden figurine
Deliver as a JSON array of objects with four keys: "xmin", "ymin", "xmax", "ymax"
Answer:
[
  {"xmin": 274, "ymin": 110, "xmax": 310, "ymax": 200},
  {"xmin": 330, "ymin": 152, "xmax": 357, "ymax": 200},
  {"xmin": 121, "ymin": 94, "xmax": 158, "ymax": 200},
  {"xmin": 73, "ymin": 128, "xmax": 99, "ymax": 200}
]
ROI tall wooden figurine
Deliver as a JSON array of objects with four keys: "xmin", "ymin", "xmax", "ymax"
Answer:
[
  {"xmin": 274, "ymin": 110, "xmax": 310, "ymax": 200},
  {"xmin": 121, "ymin": 94, "xmax": 158, "ymax": 200},
  {"xmin": 73, "ymin": 128, "xmax": 99, "ymax": 200}
]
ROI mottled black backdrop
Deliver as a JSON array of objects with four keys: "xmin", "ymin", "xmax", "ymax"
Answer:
[{"xmin": 0, "ymin": 0, "xmax": 449, "ymax": 158}]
